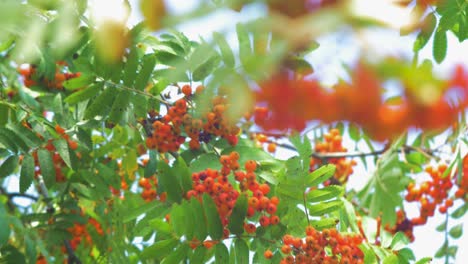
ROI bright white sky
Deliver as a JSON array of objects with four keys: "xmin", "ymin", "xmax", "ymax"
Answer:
[{"xmin": 64, "ymin": 0, "xmax": 468, "ymax": 262}]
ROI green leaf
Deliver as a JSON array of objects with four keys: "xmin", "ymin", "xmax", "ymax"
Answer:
[
  {"xmin": 135, "ymin": 54, "xmax": 156, "ymax": 91},
  {"xmin": 84, "ymin": 85, "xmax": 117, "ymax": 119},
  {"xmin": 236, "ymin": 23, "xmax": 253, "ymax": 71},
  {"xmin": 173, "ymin": 157, "xmax": 193, "ymax": 193},
  {"xmin": 383, "ymin": 255, "xmax": 399, "ymax": 264},
  {"xmin": 436, "ymin": 220, "xmax": 447, "ymax": 232},
  {"xmin": 451, "ymin": 203, "xmax": 467, "ymax": 219},
  {"xmin": 0, "ymin": 104, "xmax": 9, "ymax": 127},
  {"xmin": 158, "ymin": 161, "xmax": 183, "ymax": 203},
  {"xmin": 171, "ymin": 202, "xmax": 189, "ymax": 237},
  {"xmin": 308, "ymin": 200, "xmax": 343, "ymax": 216},
  {"xmin": 192, "ymin": 53, "xmax": 220, "ymax": 81},
  {"xmin": 289, "ymin": 134, "xmax": 312, "ymax": 159},
  {"xmin": 123, "ymin": 202, "xmax": 163, "ymax": 223},
  {"xmin": 307, "ymin": 185, "xmax": 344, "ymax": 202},
  {"xmin": 123, "ymin": 47, "xmax": 139, "ymax": 87},
  {"xmin": 190, "ymin": 153, "xmax": 222, "ymax": 172},
  {"xmin": 0, "ymin": 204, "xmax": 11, "ymax": 246},
  {"xmin": 433, "ymin": 28, "xmax": 447, "ymax": 64},
  {"xmin": 390, "ymin": 232, "xmax": 409, "ymax": 251},
  {"xmin": 203, "ymin": 193, "xmax": 223, "ymax": 240},
  {"xmin": 342, "ymin": 198, "xmax": 360, "ymax": 233},
  {"xmin": 149, "ymin": 219, "xmax": 172, "ymax": 235},
  {"xmin": 0, "ymin": 155, "xmax": 18, "ymax": 177},
  {"xmin": 62, "ymin": 74, "xmax": 95, "ymax": 90},
  {"xmin": 20, "ymin": 154, "xmax": 35, "ymax": 193},
  {"xmin": 234, "ymin": 238, "xmax": 249, "ymax": 264},
  {"xmin": 414, "ymin": 257, "xmax": 433, "ymax": 264},
  {"xmin": 191, "ymin": 246, "xmax": 207, "ymax": 263},
  {"xmin": 140, "ymin": 238, "xmax": 179, "ymax": 260},
  {"xmin": 0, "ymin": 128, "xmax": 29, "ymax": 153},
  {"xmin": 397, "ymin": 248, "xmax": 415, "ymax": 263},
  {"xmin": 161, "ymin": 243, "xmax": 189, "ymax": 264},
  {"xmin": 449, "ymin": 223, "xmax": 463, "ymax": 239},
  {"xmin": 310, "ymin": 218, "xmax": 339, "ymax": 230},
  {"xmin": 108, "ymin": 90, "xmax": 132, "ymax": 124},
  {"xmin": 131, "ymin": 93, "xmax": 148, "ymax": 119},
  {"xmin": 307, "ymin": 164, "xmax": 336, "ymax": 186},
  {"xmin": 213, "ymin": 32, "xmax": 235, "ymax": 67},
  {"xmin": 284, "ymin": 56, "xmax": 314, "ymax": 75},
  {"xmin": 64, "ymin": 82, "xmax": 102, "ymax": 105},
  {"xmin": 7, "ymin": 124, "xmax": 41, "ymax": 148},
  {"xmin": 37, "ymin": 149, "xmax": 55, "ymax": 187},
  {"xmin": 53, "ymin": 139, "xmax": 73, "ymax": 170},
  {"xmin": 189, "ymin": 198, "xmax": 207, "ymax": 241},
  {"xmin": 228, "ymin": 194, "xmax": 248, "ymax": 236},
  {"xmin": 215, "ymin": 243, "xmax": 229, "ymax": 264},
  {"xmin": 413, "ymin": 12, "xmax": 436, "ymax": 52},
  {"xmin": 434, "ymin": 241, "xmax": 447, "ymax": 258}
]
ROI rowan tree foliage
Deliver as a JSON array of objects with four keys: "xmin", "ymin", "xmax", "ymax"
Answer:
[{"xmin": 0, "ymin": 0, "xmax": 467, "ymax": 263}]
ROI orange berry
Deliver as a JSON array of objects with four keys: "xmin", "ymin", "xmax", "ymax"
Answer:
[
  {"xmin": 264, "ymin": 249, "xmax": 273, "ymax": 259},
  {"xmin": 245, "ymin": 160, "xmax": 257, "ymax": 172},
  {"xmin": 281, "ymin": 244, "xmax": 292, "ymax": 254},
  {"xmin": 181, "ymin": 85, "xmax": 192, "ymax": 97},
  {"xmin": 267, "ymin": 142, "xmax": 276, "ymax": 153}
]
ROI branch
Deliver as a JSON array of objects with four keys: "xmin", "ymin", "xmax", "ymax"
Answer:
[
  {"xmin": 64, "ymin": 240, "xmax": 83, "ymax": 264},
  {"xmin": 271, "ymin": 141, "xmax": 434, "ymax": 160},
  {"xmin": 7, "ymin": 192, "xmax": 39, "ymax": 201},
  {"xmin": 37, "ymin": 176, "xmax": 82, "ymax": 264}
]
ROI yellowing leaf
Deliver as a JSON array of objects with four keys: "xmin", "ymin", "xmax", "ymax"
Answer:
[
  {"xmin": 94, "ymin": 20, "xmax": 129, "ymax": 64},
  {"xmin": 140, "ymin": 0, "xmax": 167, "ymax": 31}
]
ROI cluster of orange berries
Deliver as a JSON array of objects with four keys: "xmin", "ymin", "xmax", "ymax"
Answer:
[
  {"xmin": 138, "ymin": 175, "xmax": 167, "ymax": 202},
  {"xmin": 254, "ymin": 65, "xmax": 468, "ymax": 140},
  {"xmin": 309, "ymin": 129, "xmax": 357, "ymax": 185},
  {"xmin": 186, "ymin": 152, "xmax": 280, "ymax": 236},
  {"xmin": 19, "ymin": 62, "xmax": 81, "ymax": 90},
  {"xmin": 384, "ymin": 210, "xmax": 415, "ymax": 242},
  {"xmin": 264, "ymin": 226, "xmax": 364, "ymax": 264},
  {"xmin": 144, "ymin": 85, "xmax": 239, "ymax": 153},
  {"xmin": 405, "ymin": 164, "xmax": 457, "ymax": 226},
  {"xmin": 458, "ymin": 154, "xmax": 468, "ymax": 196},
  {"xmin": 65, "ymin": 217, "xmax": 104, "ymax": 252},
  {"xmin": 251, "ymin": 133, "xmax": 278, "ymax": 153},
  {"xmin": 30, "ymin": 125, "xmax": 79, "ymax": 183}
]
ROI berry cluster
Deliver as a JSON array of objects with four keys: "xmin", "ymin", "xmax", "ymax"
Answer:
[
  {"xmin": 309, "ymin": 129, "xmax": 357, "ymax": 185},
  {"xmin": 251, "ymin": 133, "xmax": 278, "ymax": 153},
  {"xmin": 457, "ymin": 154, "xmax": 468, "ymax": 198},
  {"xmin": 254, "ymin": 65, "xmax": 468, "ymax": 140},
  {"xmin": 384, "ymin": 210, "xmax": 415, "ymax": 242},
  {"xmin": 405, "ymin": 164, "xmax": 455, "ymax": 226},
  {"xmin": 185, "ymin": 152, "xmax": 280, "ymax": 236},
  {"xmin": 144, "ymin": 85, "xmax": 239, "ymax": 153},
  {"xmin": 31, "ymin": 125, "xmax": 79, "ymax": 183},
  {"xmin": 138, "ymin": 175, "xmax": 167, "ymax": 202},
  {"xmin": 19, "ymin": 62, "xmax": 81, "ymax": 90},
  {"xmin": 267, "ymin": 226, "xmax": 364, "ymax": 264},
  {"xmin": 65, "ymin": 217, "xmax": 104, "ymax": 252}
]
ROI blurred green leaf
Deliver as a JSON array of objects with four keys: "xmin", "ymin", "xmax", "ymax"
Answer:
[
  {"xmin": 308, "ymin": 200, "xmax": 342, "ymax": 216},
  {"xmin": 0, "ymin": 155, "xmax": 18, "ymax": 177},
  {"xmin": 213, "ymin": 32, "xmax": 235, "ymax": 67},
  {"xmin": 140, "ymin": 238, "xmax": 179, "ymax": 260},
  {"xmin": 234, "ymin": 238, "xmax": 249, "ymax": 264},
  {"xmin": 203, "ymin": 193, "xmax": 223, "ymax": 240},
  {"xmin": 449, "ymin": 223, "xmax": 463, "ymax": 239},
  {"xmin": 37, "ymin": 149, "xmax": 55, "ymax": 187},
  {"xmin": 228, "ymin": 194, "xmax": 248, "ymax": 236},
  {"xmin": 20, "ymin": 154, "xmax": 34, "ymax": 193},
  {"xmin": 433, "ymin": 28, "xmax": 447, "ymax": 64},
  {"xmin": 215, "ymin": 243, "xmax": 229, "ymax": 264}
]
